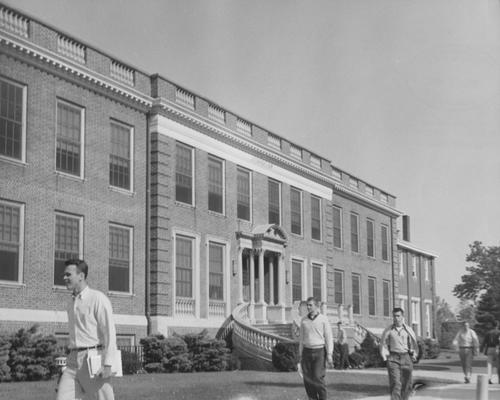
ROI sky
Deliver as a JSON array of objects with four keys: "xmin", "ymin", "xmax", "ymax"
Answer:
[{"xmin": 5, "ymin": 0, "xmax": 500, "ymax": 309}]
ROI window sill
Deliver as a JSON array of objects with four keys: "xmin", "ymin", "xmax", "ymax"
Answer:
[
  {"xmin": 0, "ymin": 156, "xmax": 27, "ymax": 167},
  {"xmin": 175, "ymin": 201, "xmax": 195, "ymax": 209},
  {"xmin": 55, "ymin": 171, "xmax": 86, "ymax": 182},
  {"xmin": 109, "ymin": 186, "xmax": 135, "ymax": 197},
  {"xmin": 311, "ymin": 238, "xmax": 323, "ymax": 244},
  {"xmin": 52, "ymin": 286, "xmax": 69, "ymax": 294},
  {"xmin": 0, "ymin": 281, "xmax": 25, "ymax": 288},
  {"xmin": 207, "ymin": 210, "xmax": 226, "ymax": 218},
  {"xmin": 108, "ymin": 291, "xmax": 135, "ymax": 298},
  {"xmin": 290, "ymin": 232, "xmax": 304, "ymax": 239}
]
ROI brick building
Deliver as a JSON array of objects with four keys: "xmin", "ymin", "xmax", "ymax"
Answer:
[{"xmin": 0, "ymin": 5, "xmax": 437, "ymax": 345}]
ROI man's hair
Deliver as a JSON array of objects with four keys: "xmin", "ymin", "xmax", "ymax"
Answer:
[
  {"xmin": 392, "ymin": 307, "xmax": 404, "ymax": 315},
  {"xmin": 65, "ymin": 259, "xmax": 88, "ymax": 279},
  {"xmin": 306, "ymin": 297, "xmax": 319, "ymax": 306}
]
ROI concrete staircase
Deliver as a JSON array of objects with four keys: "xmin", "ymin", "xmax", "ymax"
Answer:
[{"xmin": 254, "ymin": 323, "xmax": 294, "ymax": 339}]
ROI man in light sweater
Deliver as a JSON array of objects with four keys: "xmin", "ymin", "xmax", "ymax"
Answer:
[{"xmin": 299, "ymin": 297, "xmax": 333, "ymax": 400}]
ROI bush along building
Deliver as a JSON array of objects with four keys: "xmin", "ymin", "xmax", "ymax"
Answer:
[{"xmin": 0, "ymin": 5, "xmax": 438, "ymax": 367}]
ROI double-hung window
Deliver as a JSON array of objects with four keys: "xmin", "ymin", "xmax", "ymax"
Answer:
[
  {"xmin": 381, "ymin": 224, "xmax": 389, "ymax": 261},
  {"xmin": 208, "ymin": 155, "xmax": 224, "ymax": 214},
  {"xmin": 383, "ymin": 280, "xmax": 391, "ymax": 317},
  {"xmin": 0, "ymin": 201, "xmax": 24, "ymax": 282},
  {"xmin": 175, "ymin": 142, "xmax": 193, "ymax": 205},
  {"xmin": 311, "ymin": 196, "xmax": 321, "ymax": 240},
  {"xmin": 312, "ymin": 263, "xmax": 322, "ymax": 300},
  {"xmin": 333, "ymin": 206, "xmax": 342, "ymax": 249},
  {"xmin": 290, "ymin": 187, "xmax": 302, "ymax": 235},
  {"xmin": 208, "ymin": 242, "xmax": 224, "ymax": 301},
  {"xmin": 175, "ymin": 235, "xmax": 194, "ymax": 298},
  {"xmin": 291, "ymin": 259, "xmax": 302, "ymax": 302},
  {"xmin": 352, "ymin": 274, "xmax": 361, "ymax": 314},
  {"xmin": 56, "ymin": 100, "xmax": 84, "ymax": 177},
  {"xmin": 236, "ymin": 167, "xmax": 251, "ymax": 221},
  {"xmin": 0, "ymin": 78, "xmax": 26, "ymax": 161},
  {"xmin": 334, "ymin": 269, "xmax": 344, "ymax": 305},
  {"xmin": 54, "ymin": 213, "xmax": 82, "ymax": 286},
  {"xmin": 368, "ymin": 277, "xmax": 376, "ymax": 315},
  {"xmin": 109, "ymin": 120, "xmax": 133, "ymax": 191},
  {"xmin": 350, "ymin": 213, "xmax": 359, "ymax": 253},
  {"xmin": 366, "ymin": 219, "xmax": 374, "ymax": 257},
  {"xmin": 109, "ymin": 224, "xmax": 132, "ymax": 293},
  {"xmin": 268, "ymin": 179, "xmax": 281, "ymax": 224}
]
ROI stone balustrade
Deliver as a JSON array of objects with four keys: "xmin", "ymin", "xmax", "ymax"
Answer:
[
  {"xmin": 0, "ymin": 7, "xmax": 29, "ymax": 38},
  {"xmin": 57, "ymin": 35, "xmax": 86, "ymax": 64},
  {"xmin": 110, "ymin": 60, "xmax": 135, "ymax": 86},
  {"xmin": 175, "ymin": 297, "xmax": 195, "ymax": 316}
]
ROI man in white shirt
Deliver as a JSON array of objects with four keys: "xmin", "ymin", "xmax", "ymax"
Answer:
[
  {"xmin": 380, "ymin": 308, "xmax": 418, "ymax": 400},
  {"xmin": 299, "ymin": 297, "xmax": 333, "ymax": 400},
  {"xmin": 452, "ymin": 321, "xmax": 479, "ymax": 383},
  {"xmin": 57, "ymin": 259, "xmax": 117, "ymax": 400}
]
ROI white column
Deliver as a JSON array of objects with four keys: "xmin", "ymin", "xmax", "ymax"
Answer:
[
  {"xmin": 269, "ymin": 256, "xmax": 275, "ymax": 306},
  {"xmin": 258, "ymin": 249, "xmax": 265, "ymax": 304},
  {"xmin": 249, "ymin": 250, "xmax": 255, "ymax": 304},
  {"xmin": 237, "ymin": 247, "xmax": 243, "ymax": 304}
]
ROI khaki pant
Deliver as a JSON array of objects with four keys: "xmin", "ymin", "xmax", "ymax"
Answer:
[{"xmin": 56, "ymin": 350, "xmax": 114, "ymax": 400}]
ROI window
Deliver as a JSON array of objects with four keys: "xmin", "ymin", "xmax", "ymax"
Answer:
[
  {"xmin": 237, "ymin": 167, "xmax": 251, "ymax": 221},
  {"xmin": 381, "ymin": 225, "xmax": 389, "ymax": 261},
  {"xmin": 109, "ymin": 120, "xmax": 132, "ymax": 191},
  {"xmin": 383, "ymin": 280, "xmax": 391, "ymax": 317},
  {"xmin": 311, "ymin": 196, "xmax": 321, "ymax": 241},
  {"xmin": 208, "ymin": 155, "xmax": 224, "ymax": 213},
  {"xmin": 292, "ymin": 259, "xmax": 302, "ymax": 302},
  {"xmin": 366, "ymin": 219, "xmax": 374, "ymax": 257},
  {"xmin": 368, "ymin": 277, "xmax": 376, "ymax": 316},
  {"xmin": 399, "ymin": 251, "xmax": 405, "ymax": 276},
  {"xmin": 424, "ymin": 259, "xmax": 429, "ymax": 281},
  {"xmin": 208, "ymin": 242, "xmax": 224, "ymax": 300},
  {"xmin": 109, "ymin": 224, "xmax": 132, "ymax": 293},
  {"xmin": 56, "ymin": 100, "xmax": 84, "ymax": 177},
  {"xmin": 0, "ymin": 78, "xmax": 26, "ymax": 161},
  {"xmin": 425, "ymin": 303, "xmax": 431, "ymax": 337},
  {"xmin": 175, "ymin": 235, "xmax": 194, "ymax": 298},
  {"xmin": 334, "ymin": 269, "xmax": 344, "ymax": 305},
  {"xmin": 350, "ymin": 213, "xmax": 359, "ymax": 253},
  {"xmin": 412, "ymin": 255, "xmax": 418, "ymax": 278},
  {"xmin": 411, "ymin": 299, "xmax": 421, "ymax": 336},
  {"xmin": 352, "ymin": 274, "xmax": 361, "ymax": 314},
  {"xmin": 312, "ymin": 263, "xmax": 322, "ymax": 300},
  {"xmin": 290, "ymin": 188, "xmax": 302, "ymax": 235},
  {"xmin": 175, "ymin": 142, "xmax": 193, "ymax": 204},
  {"xmin": 333, "ymin": 206, "xmax": 342, "ymax": 249},
  {"xmin": 0, "ymin": 201, "xmax": 23, "ymax": 282},
  {"xmin": 54, "ymin": 213, "xmax": 82, "ymax": 286},
  {"xmin": 268, "ymin": 179, "xmax": 281, "ymax": 224}
]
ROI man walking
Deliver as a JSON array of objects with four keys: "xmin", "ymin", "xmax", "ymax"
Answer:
[
  {"xmin": 380, "ymin": 308, "xmax": 419, "ymax": 400},
  {"xmin": 481, "ymin": 321, "xmax": 500, "ymax": 384},
  {"xmin": 336, "ymin": 320, "xmax": 350, "ymax": 369},
  {"xmin": 57, "ymin": 259, "xmax": 117, "ymax": 400},
  {"xmin": 452, "ymin": 321, "xmax": 479, "ymax": 383},
  {"xmin": 299, "ymin": 297, "xmax": 333, "ymax": 400}
]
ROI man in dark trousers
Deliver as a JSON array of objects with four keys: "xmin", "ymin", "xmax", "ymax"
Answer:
[
  {"xmin": 299, "ymin": 297, "xmax": 334, "ymax": 400},
  {"xmin": 481, "ymin": 321, "xmax": 500, "ymax": 384}
]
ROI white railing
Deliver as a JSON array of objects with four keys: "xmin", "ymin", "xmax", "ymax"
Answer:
[
  {"xmin": 267, "ymin": 133, "xmax": 281, "ymax": 150},
  {"xmin": 110, "ymin": 60, "xmax": 135, "ymax": 86},
  {"xmin": 236, "ymin": 119, "xmax": 251, "ymax": 136},
  {"xmin": 175, "ymin": 88, "xmax": 195, "ymax": 110},
  {"xmin": 208, "ymin": 301, "xmax": 226, "ymax": 318},
  {"xmin": 57, "ymin": 35, "xmax": 86, "ymax": 64},
  {"xmin": 175, "ymin": 297, "xmax": 195, "ymax": 316},
  {"xmin": 290, "ymin": 144, "xmax": 302, "ymax": 160},
  {"xmin": 331, "ymin": 166, "xmax": 342, "ymax": 181},
  {"xmin": 310, "ymin": 154, "xmax": 321, "ymax": 169},
  {"xmin": 208, "ymin": 104, "xmax": 225, "ymax": 124},
  {"xmin": 0, "ymin": 7, "xmax": 29, "ymax": 38}
]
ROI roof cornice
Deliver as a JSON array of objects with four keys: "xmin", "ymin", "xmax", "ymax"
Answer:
[
  {"xmin": 0, "ymin": 30, "xmax": 153, "ymax": 108},
  {"xmin": 397, "ymin": 240, "xmax": 438, "ymax": 258}
]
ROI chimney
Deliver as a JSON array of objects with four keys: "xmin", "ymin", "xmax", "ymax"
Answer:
[{"xmin": 402, "ymin": 215, "xmax": 410, "ymax": 242}]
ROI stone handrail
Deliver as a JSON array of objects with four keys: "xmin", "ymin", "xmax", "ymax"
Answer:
[{"xmin": 354, "ymin": 322, "xmax": 381, "ymax": 346}]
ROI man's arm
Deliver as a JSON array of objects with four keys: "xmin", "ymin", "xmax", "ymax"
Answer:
[
  {"xmin": 95, "ymin": 293, "xmax": 117, "ymax": 367},
  {"xmin": 379, "ymin": 327, "xmax": 390, "ymax": 361}
]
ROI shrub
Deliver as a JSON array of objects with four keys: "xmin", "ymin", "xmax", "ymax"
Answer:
[
  {"xmin": 271, "ymin": 342, "xmax": 299, "ymax": 372},
  {"xmin": 191, "ymin": 339, "xmax": 230, "ymax": 372},
  {"xmin": 422, "ymin": 337, "xmax": 440, "ymax": 359},
  {"xmin": 140, "ymin": 334, "xmax": 167, "ymax": 365},
  {"xmin": 0, "ymin": 333, "xmax": 12, "ymax": 382},
  {"xmin": 348, "ymin": 349, "xmax": 366, "ymax": 368},
  {"xmin": 359, "ymin": 333, "xmax": 385, "ymax": 368}
]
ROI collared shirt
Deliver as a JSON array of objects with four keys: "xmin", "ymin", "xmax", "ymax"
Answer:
[
  {"xmin": 299, "ymin": 312, "xmax": 334, "ymax": 356},
  {"xmin": 67, "ymin": 286, "xmax": 117, "ymax": 366},
  {"xmin": 453, "ymin": 328, "xmax": 479, "ymax": 349},
  {"xmin": 337, "ymin": 326, "xmax": 346, "ymax": 344},
  {"xmin": 380, "ymin": 323, "xmax": 418, "ymax": 359},
  {"xmin": 481, "ymin": 328, "xmax": 500, "ymax": 354}
]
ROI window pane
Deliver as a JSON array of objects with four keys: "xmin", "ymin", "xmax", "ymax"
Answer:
[
  {"xmin": 383, "ymin": 280, "xmax": 390, "ymax": 317},
  {"xmin": 0, "ymin": 203, "xmax": 21, "ymax": 281},
  {"xmin": 54, "ymin": 214, "xmax": 80, "ymax": 285},
  {"xmin": 352, "ymin": 274, "xmax": 360, "ymax": 314},
  {"xmin": 381, "ymin": 225, "xmax": 389, "ymax": 261},
  {"xmin": 368, "ymin": 278, "xmax": 376, "ymax": 315},
  {"xmin": 312, "ymin": 265, "xmax": 322, "ymax": 300},
  {"xmin": 175, "ymin": 143, "xmax": 193, "ymax": 204},
  {"xmin": 209, "ymin": 242, "xmax": 224, "ymax": 300},
  {"xmin": 334, "ymin": 270, "xmax": 343, "ymax": 305},
  {"xmin": 208, "ymin": 156, "xmax": 223, "ymax": 213},
  {"xmin": 311, "ymin": 196, "xmax": 321, "ymax": 240},
  {"xmin": 56, "ymin": 102, "xmax": 81, "ymax": 176},
  {"xmin": 350, "ymin": 214, "xmax": 358, "ymax": 253},
  {"xmin": 109, "ymin": 226, "xmax": 130, "ymax": 292},
  {"xmin": 0, "ymin": 80, "xmax": 23, "ymax": 160},
  {"xmin": 367, "ymin": 219, "xmax": 374, "ymax": 257},
  {"xmin": 333, "ymin": 206, "xmax": 342, "ymax": 248},
  {"xmin": 237, "ymin": 168, "xmax": 250, "ymax": 220},
  {"xmin": 176, "ymin": 236, "xmax": 193, "ymax": 297},
  {"xmin": 268, "ymin": 179, "xmax": 280, "ymax": 224},
  {"xmin": 110, "ymin": 122, "xmax": 131, "ymax": 190},
  {"xmin": 290, "ymin": 188, "xmax": 302, "ymax": 235},
  {"xmin": 292, "ymin": 260, "xmax": 302, "ymax": 301}
]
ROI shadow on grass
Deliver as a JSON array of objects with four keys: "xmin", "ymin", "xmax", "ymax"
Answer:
[{"xmin": 246, "ymin": 380, "xmax": 387, "ymax": 395}]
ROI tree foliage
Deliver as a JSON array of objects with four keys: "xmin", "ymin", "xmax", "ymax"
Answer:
[{"xmin": 434, "ymin": 296, "xmax": 455, "ymax": 343}]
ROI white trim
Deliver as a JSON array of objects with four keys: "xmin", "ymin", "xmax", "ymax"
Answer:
[
  {"xmin": 398, "ymin": 294, "xmax": 408, "ymax": 300},
  {"xmin": 311, "ymin": 195, "xmax": 322, "ymax": 242},
  {"xmin": 205, "ymin": 235, "xmax": 231, "ymax": 317},
  {"xmin": 332, "ymin": 205, "xmax": 343, "ymax": 249},
  {"xmin": 290, "ymin": 256, "xmax": 306, "ymax": 301},
  {"xmin": 175, "ymin": 142, "xmax": 195, "ymax": 206},
  {"xmin": 397, "ymin": 240, "xmax": 438, "ymax": 259},
  {"xmin": 0, "ymin": 200, "xmax": 24, "ymax": 284},
  {"xmin": 53, "ymin": 212, "xmax": 83, "ymax": 287},
  {"xmin": 207, "ymin": 154, "xmax": 225, "ymax": 215},
  {"xmin": 334, "ymin": 268, "xmax": 345, "ymax": 305},
  {"xmin": 153, "ymin": 115, "xmax": 332, "ymax": 199},
  {"xmin": 290, "ymin": 187, "xmax": 303, "ymax": 236},
  {"xmin": 411, "ymin": 296, "xmax": 421, "ymax": 302},
  {"xmin": 108, "ymin": 223, "xmax": 133, "ymax": 295},
  {"xmin": 310, "ymin": 260, "xmax": 326, "ymax": 302},
  {"xmin": 350, "ymin": 212, "xmax": 359, "ymax": 253},
  {"xmin": 236, "ymin": 166, "xmax": 252, "ymax": 222},
  {"xmin": 423, "ymin": 299, "xmax": 433, "ymax": 304}
]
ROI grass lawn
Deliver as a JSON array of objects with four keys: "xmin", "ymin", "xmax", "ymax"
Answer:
[{"xmin": 0, "ymin": 369, "xmax": 451, "ymax": 400}]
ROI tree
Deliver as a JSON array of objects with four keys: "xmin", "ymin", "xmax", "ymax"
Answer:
[
  {"xmin": 474, "ymin": 289, "xmax": 500, "ymax": 338},
  {"xmin": 434, "ymin": 297, "xmax": 455, "ymax": 343}
]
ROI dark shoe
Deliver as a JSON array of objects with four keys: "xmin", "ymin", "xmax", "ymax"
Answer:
[
  {"xmin": 489, "ymin": 379, "xmax": 493, "ymax": 384},
  {"xmin": 464, "ymin": 377, "xmax": 470, "ymax": 383}
]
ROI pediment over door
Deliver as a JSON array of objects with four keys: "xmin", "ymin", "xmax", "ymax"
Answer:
[{"xmin": 252, "ymin": 224, "xmax": 287, "ymax": 246}]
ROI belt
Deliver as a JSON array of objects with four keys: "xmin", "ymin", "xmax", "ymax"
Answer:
[
  {"xmin": 459, "ymin": 346, "xmax": 473, "ymax": 349},
  {"xmin": 304, "ymin": 346, "xmax": 325, "ymax": 350},
  {"xmin": 70, "ymin": 345, "xmax": 103, "ymax": 352},
  {"xmin": 390, "ymin": 351, "xmax": 410, "ymax": 355}
]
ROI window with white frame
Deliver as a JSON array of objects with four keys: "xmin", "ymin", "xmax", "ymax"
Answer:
[
  {"xmin": 116, "ymin": 334, "xmax": 136, "ymax": 347},
  {"xmin": 290, "ymin": 187, "xmax": 302, "ymax": 235},
  {"xmin": 368, "ymin": 277, "xmax": 376, "ymax": 316},
  {"xmin": 208, "ymin": 155, "xmax": 224, "ymax": 214},
  {"xmin": 411, "ymin": 299, "xmax": 421, "ymax": 335},
  {"xmin": 350, "ymin": 213, "xmax": 359, "ymax": 253},
  {"xmin": 412, "ymin": 255, "xmax": 418, "ymax": 278},
  {"xmin": 333, "ymin": 206, "xmax": 342, "ymax": 249},
  {"xmin": 236, "ymin": 167, "xmax": 251, "ymax": 221},
  {"xmin": 312, "ymin": 263, "xmax": 322, "ymax": 300},
  {"xmin": 268, "ymin": 179, "xmax": 281, "ymax": 224},
  {"xmin": 0, "ymin": 77, "xmax": 26, "ymax": 162},
  {"xmin": 352, "ymin": 273, "xmax": 361, "ymax": 314},
  {"xmin": 291, "ymin": 259, "xmax": 303, "ymax": 302},
  {"xmin": 425, "ymin": 302, "xmax": 431, "ymax": 337},
  {"xmin": 0, "ymin": 201, "xmax": 23, "ymax": 282},
  {"xmin": 109, "ymin": 224, "xmax": 132, "ymax": 293},
  {"xmin": 383, "ymin": 280, "xmax": 391, "ymax": 317},
  {"xmin": 399, "ymin": 251, "xmax": 405, "ymax": 276},
  {"xmin": 109, "ymin": 120, "xmax": 133, "ymax": 191},
  {"xmin": 54, "ymin": 213, "xmax": 82, "ymax": 286},
  {"xmin": 334, "ymin": 269, "xmax": 344, "ymax": 305},
  {"xmin": 311, "ymin": 196, "xmax": 321, "ymax": 241},
  {"xmin": 208, "ymin": 242, "xmax": 224, "ymax": 300},
  {"xmin": 366, "ymin": 219, "xmax": 374, "ymax": 257},
  {"xmin": 424, "ymin": 259, "xmax": 429, "ymax": 282},
  {"xmin": 175, "ymin": 235, "xmax": 194, "ymax": 298},
  {"xmin": 56, "ymin": 100, "xmax": 84, "ymax": 177},
  {"xmin": 175, "ymin": 142, "xmax": 193, "ymax": 205},
  {"xmin": 381, "ymin": 224, "xmax": 389, "ymax": 261}
]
